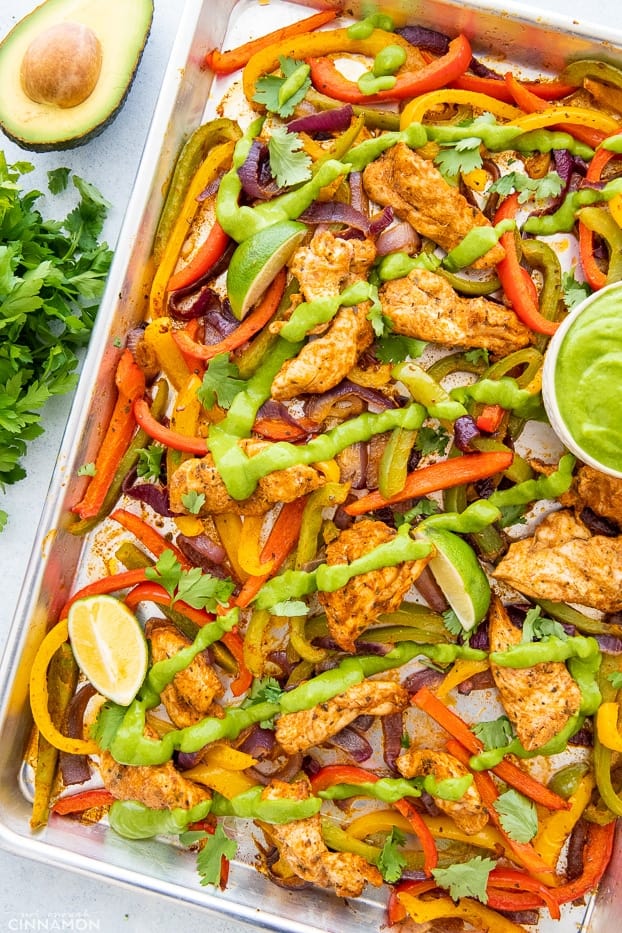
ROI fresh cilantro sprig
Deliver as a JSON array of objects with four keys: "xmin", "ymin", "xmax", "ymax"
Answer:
[
  {"xmin": 432, "ymin": 855, "xmax": 495, "ymax": 903},
  {"xmin": 268, "ymin": 126, "xmax": 312, "ymax": 189},
  {"xmin": 375, "ymin": 334, "xmax": 426, "ymax": 364},
  {"xmin": 145, "ymin": 550, "xmax": 234, "ymax": 610},
  {"xmin": 377, "ymin": 827, "xmax": 408, "ymax": 883},
  {"xmin": 435, "ymin": 137, "xmax": 483, "ymax": 181},
  {"xmin": 489, "ymin": 170, "xmax": 563, "ymax": 204},
  {"xmin": 197, "ymin": 352, "xmax": 248, "ymax": 410},
  {"xmin": 180, "ymin": 823, "xmax": 238, "ymax": 887},
  {"xmin": 253, "ymin": 56, "xmax": 312, "ymax": 118},
  {"xmin": 472, "ymin": 715, "xmax": 515, "ymax": 751},
  {"xmin": 521, "ymin": 606, "xmax": 567, "ymax": 643},
  {"xmin": 562, "ymin": 270, "xmax": 592, "ymax": 310},
  {"xmin": 0, "ymin": 156, "xmax": 112, "ymax": 531},
  {"xmin": 442, "ymin": 608, "xmax": 464, "ymax": 637},
  {"xmin": 136, "ymin": 444, "xmax": 164, "ymax": 481},
  {"xmin": 493, "ymin": 789, "xmax": 538, "ymax": 842},
  {"xmin": 415, "ymin": 425, "xmax": 450, "ymax": 457}
]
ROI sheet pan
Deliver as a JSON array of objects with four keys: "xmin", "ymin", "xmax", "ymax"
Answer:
[{"xmin": 1, "ymin": 0, "xmax": 622, "ymax": 930}]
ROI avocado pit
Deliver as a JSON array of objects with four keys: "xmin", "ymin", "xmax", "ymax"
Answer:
[{"xmin": 20, "ymin": 21, "xmax": 102, "ymax": 108}]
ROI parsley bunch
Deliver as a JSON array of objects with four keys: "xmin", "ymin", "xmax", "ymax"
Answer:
[{"xmin": 0, "ymin": 155, "xmax": 113, "ymax": 530}]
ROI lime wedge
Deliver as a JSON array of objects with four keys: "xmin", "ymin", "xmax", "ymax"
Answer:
[
  {"xmin": 424, "ymin": 527, "xmax": 491, "ymax": 631},
  {"xmin": 226, "ymin": 220, "xmax": 307, "ymax": 319},
  {"xmin": 67, "ymin": 594, "xmax": 148, "ymax": 706}
]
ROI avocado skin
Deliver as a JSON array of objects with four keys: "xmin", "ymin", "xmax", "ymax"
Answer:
[{"xmin": 0, "ymin": 0, "xmax": 154, "ymax": 152}]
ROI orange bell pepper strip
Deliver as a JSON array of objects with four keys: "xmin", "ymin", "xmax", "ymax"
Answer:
[
  {"xmin": 60, "ymin": 568, "xmax": 150, "ymax": 619},
  {"xmin": 451, "ymin": 71, "xmax": 576, "ymax": 103},
  {"xmin": 72, "ymin": 349, "xmax": 146, "ymax": 520},
  {"xmin": 475, "ymin": 403, "xmax": 506, "ymax": 433},
  {"xmin": 503, "ymin": 72, "xmax": 612, "ymax": 148},
  {"xmin": 343, "ymin": 450, "xmax": 513, "ymax": 516},
  {"xmin": 307, "ymin": 34, "xmax": 472, "ymax": 104},
  {"xmin": 204, "ymin": 10, "xmax": 338, "ymax": 74},
  {"xmin": 133, "ymin": 398, "xmax": 208, "ymax": 455},
  {"xmin": 110, "ymin": 508, "xmax": 192, "ymax": 569},
  {"xmin": 412, "ymin": 686, "xmax": 570, "ymax": 811},
  {"xmin": 445, "ymin": 738, "xmax": 555, "ymax": 877},
  {"xmin": 52, "ymin": 789, "xmax": 116, "ymax": 815},
  {"xmin": 579, "ymin": 146, "xmax": 620, "ymax": 289},
  {"xmin": 494, "ymin": 193, "xmax": 560, "ymax": 336},
  {"xmin": 167, "ymin": 221, "xmax": 230, "ymax": 293},
  {"xmin": 235, "ymin": 496, "xmax": 308, "ymax": 608},
  {"xmin": 173, "ymin": 267, "xmax": 287, "ymax": 362},
  {"xmin": 548, "ymin": 820, "xmax": 616, "ymax": 905}
]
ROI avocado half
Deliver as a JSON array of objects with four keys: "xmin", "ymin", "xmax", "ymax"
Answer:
[{"xmin": 0, "ymin": 0, "xmax": 154, "ymax": 151}]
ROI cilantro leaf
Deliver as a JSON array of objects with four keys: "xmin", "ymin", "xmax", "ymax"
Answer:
[
  {"xmin": 269, "ymin": 599, "xmax": 309, "ymax": 617},
  {"xmin": 464, "ymin": 348, "xmax": 489, "ymax": 366},
  {"xmin": 435, "ymin": 137, "xmax": 483, "ymax": 181},
  {"xmin": 472, "ymin": 715, "xmax": 515, "ymax": 751},
  {"xmin": 136, "ymin": 444, "xmax": 164, "ymax": 481},
  {"xmin": 493, "ymin": 789, "xmax": 538, "ymax": 842},
  {"xmin": 253, "ymin": 56, "xmax": 312, "ymax": 118},
  {"xmin": 415, "ymin": 425, "xmax": 450, "ymax": 456},
  {"xmin": 442, "ymin": 608, "xmax": 464, "ymax": 637},
  {"xmin": 376, "ymin": 332, "xmax": 427, "ymax": 362},
  {"xmin": 181, "ymin": 490, "xmax": 206, "ymax": 515},
  {"xmin": 241, "ymin": 676, "xmax": 284, "ymax": 726},
  {"xmin": 377, "ymin": 827, "xmax": 408, "ymax": 883},
  {"xmin": 197, "ymin": 353, "xmax": 247, "ymax": 410},
  {"xmin": 432, "ymin": 855, "xmax": 495, "ymax": 903},
  {"xmin": 47, "ymin": 167, "xmax": 70, "ymax": 194},
  {"xmin": 490, "ymin": 171, "xmax": 563, "ymax": 204},
  {"xmin": 193, "ymin": 823, "xmax": 238, "ymax": 887},
  {"xmin": 609, "ymin": 672, "xmax": 622, "ymax": 690},
  {"xmin": 521, "ymin": 606, "xmax": 567, "ymax": 643},
  {"xmin": 562, "ymin": 270, "xmax": 592, "ymax": 310},
  {"xmin": 91, "ymin": 701, "xmax": 127, "ymax": 749},
  {"xmin": 268, "ymin": 125, "xmax": 312, "ymax": 189},
  {"xmin": 145, "ymin": 550, "xmax": 235, "ymax": 610}
]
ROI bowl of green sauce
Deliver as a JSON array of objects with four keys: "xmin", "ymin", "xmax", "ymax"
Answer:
[{"xmin": 542, "ymin": 280, "xmax": 622, "ymax": 478}]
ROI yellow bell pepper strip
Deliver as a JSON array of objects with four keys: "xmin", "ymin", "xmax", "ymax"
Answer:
[
  {"xmin": 308, "ymin": 35, "xmax": 472, "ymax": 105},
  {"xmin": 150, "ymin": 139, "xmax": 236, "ymax": 317},
  {"xmin": 347, "ymin": 808, "xmax": 506, "ymax": 854},
  {"xmin": 242, "ymin": 27, "xmax": 424, "ymax": 106},
  {"xmin": 509, "ymin": 102, "xmax": 620, "ymax": 145},
  {"xmin": 166, "ymin": 373, "xmax": 203, "ymax": 480},
  {"xmin": 596, "ymin": 701, "xmax": 622, "ymax": 752},
  {"xmin": 436, "ymin": 658, "xmax": 490, "ymax": 699},
  {"xmin": 288, "ymin": 615, "xmax": 328, "ymax": 664},
  {"xmin": 400, "ymin": 88, "xmax": 520, "ymax": 127},
  {"xmin": 30, "ymin": 620, "xmax": 100, "ymax": 756},
  {"xmin": 578, "ymin": 205, "xmax": 622, "ymax": 285},
  {"xmin": 204, "ymin": 10, "xmax": 338, "ymax": 74},
  {"xmin": 202, "ymin": 743, "xmax": 257, "ymax": 770},
  {"xmin": 71, "ymin": 349, "xmax": 146, "ymax": 520},
  {"xmin": 243, "ymin": 608, "xmax": 273, "ymax": 677},
  {"xmin": 142, "ymin": 317, "xmax": 192, "ymax": 391},
  {"xmin": 183, "ymin": 763, "xmax": 258, "ymax": 799},
  {"xmin": 398, "ymin": 891, "xmax": 526, "ymax": 932},
  {"xmin": 238, "ymin": 515, "xmax": 276, "ymax": 577},
  {"xmin": 213, "ymin": 513, "xmax": 248, "ymax": 583},
  {"xmin": 533, "ymin": 774, "xmax": 595, "ymax": 869}
]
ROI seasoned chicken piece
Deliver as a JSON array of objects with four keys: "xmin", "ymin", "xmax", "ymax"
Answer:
[
  {"xmin": 396, "ymin": 748, "xmax": 488, "ymax": 835},
  {"xmin": 99, "ymin": 745, "xmax": 211, "ymax": 811},
  {"xmin": 275, "ymin": 680, "xmax": 409, "ymax": 755},
  {"xmin": 289, "ymin": 229, "xmax": 377, "ymax": 303},
  {"xmin": 271, "ymin": 305, "xmax": 374, "ymax": 400},
  {"xmin": 318, "ymin": 520, "xmax": 432, "ymax": 651},
  {"xmin": 488, "ymin": 595, "xmax": 581, "ymax": 752},
  {"xmin": 363, "ymin": 144, "xmax": 504, "ymax": 269},
  {"xmin": 145, "ymin": 618, "xmax": 223, "ymax": 729},
  {"xmin": 169, "ymin": 438, "xmax": 324, "ymax": 516},
  {"xmin": 380, "ymin": 267, "xmax": 531, "ymax": 358},
  {"xmin": 262, "ymin": 779, "xmax": 383, "ymax": 897},
  {"xmin": 493, "ymin": 509, "xmax": 622, "ymax": 613},
  {"xmin": 560, "ymin": 463, "xmax": 622, "ymax": 527}
]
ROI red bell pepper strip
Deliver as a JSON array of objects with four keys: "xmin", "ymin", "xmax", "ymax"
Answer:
[
  {"xmin": 167, "ymin": 222, "xmax": 229, "ymax": 293},
  {"xmin": 451, "ymin": 72, "xmax": 576, "ymax": 103},
  {"xmin": 60, "ymin": 568, "xmax": 149, "ymax": 619},
  {"xmin": 343, "ymin": 450, "xmax": 513, "ymax": 516},
  {"xmin": 133, "ymin": 398, "xmax": 208, "ymax": 455},
  {"xmin": 235, "ymin": 496, "xmax": 308, "ymax": 608},
  {"xmin": 204, "ymin": 10, "xmax": 338, "ymax": 74},
  {"xmin": 173, "ymin": 268, "xmax": 287, "ymax": 362},
  {"xmin": 52, "ymin": 789, "xmax": 116, "ymax": 815},
  {"xmin": 310, "ymin": 764, "xmax": 438, "ymax": 876},
  {"xmin": 72, "ymin": 349, "xmax": 146, "ymax": 520},
  {"xmin": 503, "ymin": 71, "xmax": 608, "ymax": 149},
  {"xmin": 475, "ymin": 404, "xmax": 506, "ymax": 433},
  {"xmin": 445, "ymin": 738, "xmax": 555, "ymax": 877},
  {"xmin": 548, "ymin": 820, "xmax": 616, "ymax": 905},
  {"xmin": 307, "ymin": 34, "xmax": 472, "ymax": 104},
  {"xmin": 487, "ymin": 867, "xmax": 561, "ymax": 919},
  {"xmin": 579, "ymin": 146, "xmax": 615, "ymax": 290},
  {"xmin": 412, "ymin": 686, "xmax": 570, "ymax": 811},
  {"xmin": 494, "ymin": 193, "xmax": 560, "ymax": 336},
  {"xmin": 110, "ymin": 508, "xmax": 192, "ymax": 569}
]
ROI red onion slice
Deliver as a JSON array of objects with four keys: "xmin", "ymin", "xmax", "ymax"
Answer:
[
  {"xmin": 325, "ymin": 726, "xmax": 373, "ymax": 762},
  {"xmin": 375, "ymin": 220, "xmax": 421, "ymax": 257},
  {"xmin": 237, "ymin": 139, "xmax": 282, "ymax": 200},
  {"xmin": 382, "ymin": 711, "xmax": 404, "ymax": 773},
  {"xmin": 287, "ymin": 104, "xmax": 353, "ymax": 135},
  {"xmin": 59, "ymin": 684, "xmax": 97, "ymax": 786}
]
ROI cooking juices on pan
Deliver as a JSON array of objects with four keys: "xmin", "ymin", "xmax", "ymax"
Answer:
[{"xmin": 27, "ymin": 7, "xmax": 622, "ymax": 931}]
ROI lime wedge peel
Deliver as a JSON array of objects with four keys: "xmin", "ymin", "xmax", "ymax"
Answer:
[
  {"xmin": 226, "ymin": 220, "xmax": 307, "ymax": 319},
  {"xmin": 423, "ymin": 527, "xmax": 491, "ymax": 632}
]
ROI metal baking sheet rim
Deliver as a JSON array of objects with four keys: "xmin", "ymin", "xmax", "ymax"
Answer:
[{"xmin": 2, "ymin": 0, "xmax": 622, "ymax": 930}]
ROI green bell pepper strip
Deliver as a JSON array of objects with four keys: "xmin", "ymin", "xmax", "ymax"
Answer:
[
  {"xmin": 483, "ymin": 347, "xmax": 544, "ymax": 387},
  {"xmin": 442, "ymin": 220, "xmax": 515, "ymax": 273},
  {"xmin": 427, "ymin": 351, "xmax": 488, "ymax": 382},
  {"xmin": 593, "ymin": 655, "xmax": 622, "ymax": 817},
  {"xmin": 318, "ymin": 773, "xmax": 472, "ymax": 804},
  {"xmin": 306, "ymin": 87, "xmax": 401, "ymax": 131},
  {"xmin": 523, "ymin": 177, "xmax": 622, "ymax": 235},
  {"xmin": 208, "ymin": 402, "xmax": 426, "ymax": 501},
  {"xmin": 488, "ymin": 453, "xmax": 575, "ymax": 509},
  {"xmin": 378, "ymin": 427, "xmax": 418, "ymax": 498},
  {"xmin": 393, "ymin": 360, "xmax": 467, "ymax": 421},
  {"xmin": 295, "ymin": 482, "xmax": 350, "ymax": 571},
  {"xmin": 109, "ymin": 798, "xmax": 212, "ymax": 840},
  {"xmin": 561, "ymin": 58, "xmax": 622, "ymax": 90},
  {"xmin": 436, "ymin": 268, "xmax": 501, "ymax": 296},
  {"xmin": 519, "ymin": 239, "xmax": 563, "ymax": 341},
  {"xmin": 278, "ymin": 280, "xmax": 380, "ymax": 342},
  {"xmin": 211, "ymin": 787, "xmax": 321, "ymax": 823},
  {"xmin": 536, "ymin": 599, "xmax": 622, "ymax": 640},
  {"xmin": 576, "ymin": 205, "xmax": 622, "ymax": 284},
  {"xmin": 289, "ymin": 614, "xmax": 329, "ymax": 663},
  {"xmin": 547, "ymin": 762, "xmax": 590, "ymax": 800}
]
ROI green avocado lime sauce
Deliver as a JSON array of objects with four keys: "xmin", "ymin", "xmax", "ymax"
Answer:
[{"xmin": 554, "ymin": 289, "xmax": 622, "ymax": 472}]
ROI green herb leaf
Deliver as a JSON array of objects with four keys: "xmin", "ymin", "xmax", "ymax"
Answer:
[
  {"xmin": 432, "ymin": 855, "xmax": 495, "ymax": 903},
  {"xmin": 415, "ymin": 425, "xmax": 450, "ymax": 456},
  {"xmin": 442, "ymin": 608, "xmax": 464, "ymax": 637},
  {"xmin": 47, "ymin": 167, "xmax": 70, "ymax": 194},
  {"xmin": 490, "ymin": 170, "xmax": 563, "ymax": 204},
  {"xmin": 375, "ymin": 335, "xmax": 427, "ymax": 364},
  {"xmin": 464, "ymin": 348, "xmax": 490, "ymax": 366},
  {"xmin": 197, "ymin": 352, "xmax": 248, "ymax": 410},
  {"xmin": 253, "ymin": 56, "xmax": 312, "ymax": 118},
  {"xmin": 472, "ymin": 715, "xmax": 515, "ymax": 751},
  {"xmin": 435, "ymin": 137, "xmax": 483, "ymax": 181},
  {"xmin": 145, "ymin": 550, "xmax": 235, "ymax": 610},
  {"xmin": 181, "ymin": 490, "xmax": 206, "ymax": 515},
  {"xmin": 194, "ymin": 823, "xmax": 238, "ymax": 886},
  {"xmin": 91, "ymin": 700, "xmax": 127, "ymax": 749},
  {"xmin": 136, "ymin": 444, "xmax": 164, "ymax": 481},
  {"xmin": 268, "ymin": 125, "xmax": 312, "ymax": 189},
  {"xmin": 608, "ymin": 672, "xmax": 622, "ymax": 690},
  {"xmin": 562, "ymin": 270, "xmax": 592, "ymax": 310},
  {"xmin": 493, "ymin": 789, "xmax": 538, "ymax": 842},
  {"xmin": 377, "ymin": 827, "xmax": 408, "ymax": 883},
  {"xmin": 521, "ymin": 606, "xmax": 567, "ymax": 644}
]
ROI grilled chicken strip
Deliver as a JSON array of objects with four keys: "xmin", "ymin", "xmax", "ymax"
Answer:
[
  {"xmin": 275, "ymin": 680, "xmax": 409, "ymax": 755},
  {"xmin": 262, "ymin": 779, "xmax": 383, "ymax": 897},
  {"xmin": 493, "ymin": 509, "xmax": 622, "ymax": 613},
  {"xmin": 318, "ymin": 519, "xmax": 432, "ymax": 651},
  {"xmin": 396, "ymin": 748, "xmax": 488, "ymax": 834},
  {"xmin": 169, "ymin": 438, "xmax": 324, "ymax": 516},
  {"xmin": 488, "ymin": 595, "xmax": 582, "ymax": 752},
  {"xmin": 145, "ymin": 618, "xmax": 223, "ymax": 729},
  {"xmin": 363, "ymin": 143, "xmax": 504, "ymax": 269},
  {"xmin": 289, "ymin": 229, "xmax": 377, "ymax": 304},
  {"xmin": 380, "ymin": 267, "xmax": 531, "ymax": 358},
  {"xmin": 560, "ymin": 463, "xmax": 622, "ymax": 527},
  {"xmin": 99, "ymin": 744, "xmax": 211, "ymax": 811}
]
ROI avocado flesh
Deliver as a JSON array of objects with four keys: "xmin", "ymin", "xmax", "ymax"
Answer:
[{"xmin": 0, "ymin": 0, "xmax": 154, "ymax": 151}]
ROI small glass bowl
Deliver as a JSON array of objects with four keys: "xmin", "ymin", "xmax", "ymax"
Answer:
[{"xmin": 541, "ymin": 280, "xmax": 622, "ymax": 479}]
